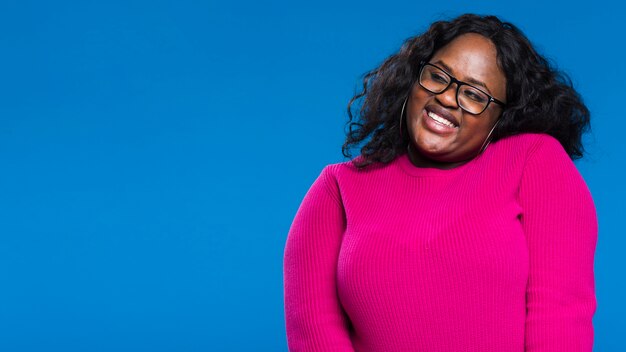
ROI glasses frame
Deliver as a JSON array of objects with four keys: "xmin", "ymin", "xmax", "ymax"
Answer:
[{"xmin": 417, "ymin": 61, "xmax": 506, "ymax": 115}]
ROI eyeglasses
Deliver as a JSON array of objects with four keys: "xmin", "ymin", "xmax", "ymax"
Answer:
[{"xmin": 418, "ymin": 62, "xmax": 506, "ymax": 115}]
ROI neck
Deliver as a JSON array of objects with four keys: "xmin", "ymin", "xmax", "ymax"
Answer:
[{"xmin": 406, "ymin": 143, "xmax": 473, "ymax": 170}]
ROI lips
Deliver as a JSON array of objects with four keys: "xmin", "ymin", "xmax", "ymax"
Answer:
[{"xmin": 425, "ymin": 105, "xmax": 459, "ymax": 127}]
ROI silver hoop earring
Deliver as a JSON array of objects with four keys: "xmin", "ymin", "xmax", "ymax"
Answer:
[
  {"xmin": 478, "ymin": 119, "xmax": 500, "ymax": 155},
  {"xmin": 399, "ymin": 96, "xmax": 408, "ymax": 137}
]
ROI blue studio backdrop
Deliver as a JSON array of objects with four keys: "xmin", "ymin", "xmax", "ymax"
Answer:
[{"xmin": 0, "ymin": 0, "xmax": 624, "ymax": 351}]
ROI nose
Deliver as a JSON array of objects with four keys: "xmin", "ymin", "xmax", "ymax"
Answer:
[{"xmin": 435, "ymin": 83, "xmax": 460, "ymax": 109}]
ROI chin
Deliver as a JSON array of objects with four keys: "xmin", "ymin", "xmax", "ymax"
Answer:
[{"xmin": 414, "ymin": 135, "xmax": 453, "ymax": 155}]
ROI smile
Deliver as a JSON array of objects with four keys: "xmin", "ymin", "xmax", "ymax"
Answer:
[{"xmin": 427, "ymin": 111, "xmax": 458, "ymax": 128}]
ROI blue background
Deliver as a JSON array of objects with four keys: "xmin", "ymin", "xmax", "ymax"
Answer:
[{"xmin": 1, "ymin": 0, "xmax": 623, "ymax": 351}]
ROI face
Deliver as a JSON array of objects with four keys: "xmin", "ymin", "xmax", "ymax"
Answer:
[{"xmin": 406, "ymin": 33, "xmax": 507, "ymax": 168}]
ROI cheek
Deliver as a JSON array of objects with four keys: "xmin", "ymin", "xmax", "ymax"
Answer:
[
  {"xmin": 462, "ymin": 114, "xmax": 497, "ymax": 137},
  {"xmin": 408, "ymin": 88, "xmax": 431, "ymax": 112},
  {"xmin": 412, "ymin": 85, "xmax": 431, "ymax": 100}
]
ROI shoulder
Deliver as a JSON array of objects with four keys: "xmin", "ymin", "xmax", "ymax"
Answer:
[
  {"xmin": 495, "ymin": 132, "xmax": 564, "ymax": 152},
  {"xmin": 515, "ymin": 133, "xmax": 597, "ymax": 228},
  {"xmin": 513, "ymin": 133, "xmax": 593, "ymax": 202},
  {"xmin": 494, "ymin": 133, "xmax": 580, "ymax": 183},
  {"xmin": 491, "ymin": 132, "xmax": 570, "ymax": 166},
  {"xmin": 316, "ymin": 157, "xmax": 362, "ymax": 197},
  {"xmin": 316, "ymin": 154, "xmax": 395, "ymax": 198},
  {"xmin": 510, "ymin": 133, "xmax": 571, "ymax": 168},
  {"xmin": 518, "ymin": 132, "xmax": 568, "ymax": 159},
  {"xmin": 322, "ymin": 154, "xmax": 394, "ymax": 181}
]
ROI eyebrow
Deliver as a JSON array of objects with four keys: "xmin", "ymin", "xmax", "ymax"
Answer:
[{"xmin": 432, "ymin": 60, "xmax": 493, "ymax": 94}]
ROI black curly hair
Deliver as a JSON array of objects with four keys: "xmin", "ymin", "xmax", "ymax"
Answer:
[{"xmin": 342, "ymin": 13, "xmax": 591, "ymax": 169}]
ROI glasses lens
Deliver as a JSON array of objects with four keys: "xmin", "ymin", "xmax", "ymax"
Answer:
[
  {"xmin": 458, "ymin": 85, "xmax": 489, "ymax": 114},
  {"xmin": 419, "ymin": 63, "xmax": 491, "ymax": 115},
  {"xmin": 419, "ymin": 65, "xmax": 450, "ymax": 93}
]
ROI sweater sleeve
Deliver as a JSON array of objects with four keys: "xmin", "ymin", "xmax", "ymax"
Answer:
[
  {"xmin": 283, "ymin": 166, "xmax": 355, "ymax": 351},
  {"xmin": 518, "ymin": 135, "xmax": 598, "ymax": 351}
]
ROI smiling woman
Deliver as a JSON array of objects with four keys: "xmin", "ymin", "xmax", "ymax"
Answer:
[
  {"xmin": 283, "ymin": 13, "xmax": 597, "ymax": 352},
  {"xmin": 405, "ymin": 33, "xmax": 507, "ymax": 169}
]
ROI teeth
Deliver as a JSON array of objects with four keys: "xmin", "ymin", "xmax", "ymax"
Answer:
[{"xmin": 428, "ymin": 111, "xmax": 457, "ymax": 128}]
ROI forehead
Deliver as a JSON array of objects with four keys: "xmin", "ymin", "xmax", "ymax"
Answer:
[{"xmin": 430, "ymin": 33, "xmax": 506, "ymax": 96}]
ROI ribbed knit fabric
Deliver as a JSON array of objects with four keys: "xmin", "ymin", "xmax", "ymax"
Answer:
[{"xmin": 283, "ymin": 133, "xmax": 598, "ymax": 352}]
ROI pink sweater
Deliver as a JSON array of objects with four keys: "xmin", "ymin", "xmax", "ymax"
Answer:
[{"xmin": 283, "ymin": 133, "xmax": 598, "ymax": 351}]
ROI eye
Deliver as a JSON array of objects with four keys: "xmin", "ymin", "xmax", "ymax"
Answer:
[
  {"xmin": 463, "ymin": 88, "xmax": 487, "ymax": 103},
  {"xmin": 429, "ymin": 72, "xmax": 448, "ymax": 83}
]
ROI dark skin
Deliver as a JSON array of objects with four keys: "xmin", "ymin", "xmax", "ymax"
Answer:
[{"xmin": 406, "ymin": 33, "xmax": 507, "ymax": 169}]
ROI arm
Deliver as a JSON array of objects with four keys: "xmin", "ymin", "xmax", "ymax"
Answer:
[
  {"xmin": 283, "ymin": 166, "xmax": 355, "ymax": 351},
  {"xmin": 519, "ymin": 135, "xmax": 598, "ymax": 351}
]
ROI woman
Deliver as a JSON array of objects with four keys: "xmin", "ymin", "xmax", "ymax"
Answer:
[{"xmin": 283, "ymin": 13, "xmax": 597, "ymax": 351}]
